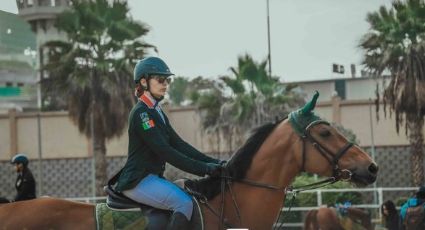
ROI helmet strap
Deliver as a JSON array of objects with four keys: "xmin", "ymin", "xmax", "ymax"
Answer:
[
  {"xmin": 145, "ymin": 75, "xmax": 164, "ymax": 101},
  {"xmin": 142, "ymin": 75, "xmax": 149, "ymax": 91}
]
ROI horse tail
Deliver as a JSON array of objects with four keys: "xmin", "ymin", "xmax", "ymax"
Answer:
[{"xmin": 304, "ymin": 209, "xmax": 319, "ymax": 230}]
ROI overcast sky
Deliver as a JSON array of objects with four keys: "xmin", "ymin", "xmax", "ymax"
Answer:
[{"xmin": 1, "ymin": 0, "xmax": 393, "ymax": 82}]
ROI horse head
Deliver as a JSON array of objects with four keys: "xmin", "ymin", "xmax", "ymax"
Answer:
[{"xmin": 289, "ymin": 91, "xmax": 378, "ymax": 186}]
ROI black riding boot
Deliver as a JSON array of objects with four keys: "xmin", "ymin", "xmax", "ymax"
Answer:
[{"xmin": 166, "ymin": 212, "xmax": 189, "ymax": 230}]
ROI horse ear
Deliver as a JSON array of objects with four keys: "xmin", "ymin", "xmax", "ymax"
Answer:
[{"xmin": 301, "ymin": 91, "xmax": 319, "ymax": 115}]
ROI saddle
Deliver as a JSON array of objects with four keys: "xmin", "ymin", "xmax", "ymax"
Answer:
[{"xmin": 104, "ymin": 183, "xmax": 204, "ymax": 230}]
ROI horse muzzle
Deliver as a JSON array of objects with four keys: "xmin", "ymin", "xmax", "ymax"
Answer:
[{"xmin": 351, "ymin": 162, "xmax": 378, "ymax": 186}]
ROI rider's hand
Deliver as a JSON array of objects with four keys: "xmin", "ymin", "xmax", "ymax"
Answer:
[{"xmin": 205, "ymin": 163, "xmax": 222, "ymax": 177}]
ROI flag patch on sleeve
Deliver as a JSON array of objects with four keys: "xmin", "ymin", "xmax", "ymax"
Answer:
[
  {"xmin": 142, "ymin": 119, "xmax": 155, "ymax": 130},
  {"xmin": 140, "ymin": 112, "xmax": 155, "ymax": 130}
]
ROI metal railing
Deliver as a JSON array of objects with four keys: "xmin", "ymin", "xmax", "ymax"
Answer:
[
  {"xmin": 276, "ymin": 187, "xmax": 418, "ymax": 228},
  {"xmin": 65, "ymin": 196, "xmax": 106, "ymax": 203},
  {"xmin": 65, "ymin": 187, "xmax": 419, "ymax": 229}
]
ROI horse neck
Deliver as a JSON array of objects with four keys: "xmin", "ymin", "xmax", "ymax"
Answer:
[{"xmin": 204, "ymin": 121, "xmax": 301, "ymax": 229}]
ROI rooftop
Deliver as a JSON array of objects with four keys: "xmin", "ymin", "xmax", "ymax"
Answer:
[{"xmin": 0, "ymin": 10, "xmax": 36, "ymax": 54}]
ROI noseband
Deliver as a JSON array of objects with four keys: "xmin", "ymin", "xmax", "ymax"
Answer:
[{"xmin": 301, "ymin": 120, "xmax": 354, "ymax": 181}]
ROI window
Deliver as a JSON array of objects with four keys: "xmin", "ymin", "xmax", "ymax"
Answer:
[
  {"xmin": 6, "ymin": 82, "xmax": 13, "ymax": 87},
  {"xmin": 27, "ymin": 0, "xmax": 34, "ymax": 6},
  {"xmin": 29, "ymin": 21, "xmax": 37, "ymax": 33},
  {"xmin": 334, "ymin": 79, "xmax": 346, "ymax": 100},
  {"xmin": 40, "ymin": 19, "xmax": 47, "ymax": 32},
  {"xmin": 17, "ymin": 0, "xmax": 24, "ymax": 8},
  {"xmin": 17, "ymin": 83, "xmax": 24, "ymax": 87}
]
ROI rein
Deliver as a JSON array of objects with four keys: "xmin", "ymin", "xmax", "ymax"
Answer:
[
  {"xmin": 201, "ymin": 119, "xmax": 355, "ymax": 229},
  {"xmin": 200, "ymin": 173, "xmax": 342, "ymax": 229}
]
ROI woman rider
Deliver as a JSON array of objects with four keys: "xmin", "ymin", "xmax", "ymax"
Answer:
[
  {"xmin": 115, "ymin": 57, "xmax": 223, "ymax": 230},
  {"xmin": 10, "ymin": 153, "xmax": 36, "ymax": 201}
]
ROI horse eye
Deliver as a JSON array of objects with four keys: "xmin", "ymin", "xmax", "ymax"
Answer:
[{"xmin": 319, "ymin": 129, "xmax": 331, "ymax": 137}]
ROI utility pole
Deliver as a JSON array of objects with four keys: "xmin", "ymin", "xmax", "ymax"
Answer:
[
  {"xmin": 266, "ymin": 0, "xmax": 272, "ymax": 77},
  {"xmin": 368, "ymin": 98, "xmax": 378, "ymax": 206}
]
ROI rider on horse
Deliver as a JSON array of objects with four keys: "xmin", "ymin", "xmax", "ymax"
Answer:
[
  {"xmin": 11, "ymin": 153, "xmax": 36, "ymax": 202},
  {"xmin": 114, "ymin": 56, "xmax": 223, "ymax": 230}
]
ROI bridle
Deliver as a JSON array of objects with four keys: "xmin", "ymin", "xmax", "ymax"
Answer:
[
  {"xmin": 198, "ymin": 119, "xmax": 355, "ymax": 229},
  {"xmin": 301, "ymin": 120, "xmax": 354, "ymax": 182}
]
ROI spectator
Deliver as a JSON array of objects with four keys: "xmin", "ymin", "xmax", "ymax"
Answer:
[
  {"xmin": 381, "ymin": 200, "xmax": 400, "ymax": 230},
  {"xmin": 400, "ymin": 186, "xmax": 425, "ymax": 230}
]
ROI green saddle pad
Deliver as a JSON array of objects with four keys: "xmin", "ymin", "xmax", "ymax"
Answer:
[{"xmin": 95, "ymin": 203, "xmax": 148, "ymax": 230}]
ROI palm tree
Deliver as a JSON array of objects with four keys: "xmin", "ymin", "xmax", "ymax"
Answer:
[
  {"xmin": 42, "ymin": 0, "xmax": 154, "ymax": 195},
  {"xmin": 192, "ymin": 54, "xmax": 304, "ymax": 153},
  {"xmin": 221, "ymin": 54, "xmax": 303, "ymax": 131},
  {"xmin": 360, "ymin": 0, "xmax": 425, "ymax": 186}
]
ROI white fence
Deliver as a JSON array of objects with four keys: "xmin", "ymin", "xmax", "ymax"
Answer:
[
  {"xmin": 278, "ymin": 187, "xmax": 418, "ymax": 228},
  {"xmin": 66, "ymin": 187, "xmax": 419, "ymax": 229}
]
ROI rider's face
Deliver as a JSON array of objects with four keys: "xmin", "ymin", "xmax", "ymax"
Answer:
[
  {"xmin": 147, "ymin": 75, "xmax": 170, "ymax": 98},
  {"xmin": 14, "ymin": 163, "xmax": 23, "ymax": 173}
]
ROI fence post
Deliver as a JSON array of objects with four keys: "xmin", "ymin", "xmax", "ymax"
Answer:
[
  {"xmin": 9, "ymin": 108, "xmax": 18, "ymax": 157},
  {"xmin": 378, "ymin": 187, "xmax": 383, "ymax": 219},
  {"xmin": 317, "ymin": 190, "xmax": 322, "ymax": 206},
  {"xmin": 331, "ymin": 95, "xmax": 341, "ymax": 123}
]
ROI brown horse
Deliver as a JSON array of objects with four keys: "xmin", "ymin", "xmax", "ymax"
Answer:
[
  {"xmin": 304, "ymin": 206, "xmax": 373, "ymax": 230},
  {"xmin": 0, "ymin": 92, "xmax": 378, "ymax": 230}
]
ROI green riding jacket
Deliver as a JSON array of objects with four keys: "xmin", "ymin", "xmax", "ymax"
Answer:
[{"xmin": 115, "ymin": 96, "xmax": 219, "ymax": 192}]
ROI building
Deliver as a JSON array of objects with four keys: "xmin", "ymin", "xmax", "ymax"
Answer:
[
  {"xmin": 290, "ymin": 75, "xmax": 387, "ymax": 102},
  {"xmin": 0, "ymin": 10, "xmax": 37, "ymax": 113},
  {"xmin": 16, "ymin": 0, "xmax": 69, "ymax": 50},
  {"xmin": 16, "ymin": 0, "xmax": 70, "ymax": 109}
]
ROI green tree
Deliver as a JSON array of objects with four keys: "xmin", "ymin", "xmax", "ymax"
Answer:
[
  {"xmin": 183, "ymin": 76, "xmax": 226, "ymax": 130},
  {"xmin": 220, "ymin": 54, "xmax": 303, "ymax": 148},
  {"xmin": 224, "ymin": 54, "xmax": 303, "ymax": 127},
  {"xmin": 192, "ymin": 54, "xmax": 304, "ymax": 153},
  {"xmin": 167, "ymin": 76, "xmax": 190, "ymax": 106},
  {"xmin": 360, "ymin": 0, "xmax": 425, "ymax": 186},
  {"xmin": 42, "ymin": 0, "xmax": 154, "ymax": 195},
  {"xmin": 186, "ymin": 77, "xmax": 227, "ymax": 153}
]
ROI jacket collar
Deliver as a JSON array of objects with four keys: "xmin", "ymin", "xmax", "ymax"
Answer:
[{"xmin": 139, "ymin": 93, "xmax": 158, "ymax": 109}]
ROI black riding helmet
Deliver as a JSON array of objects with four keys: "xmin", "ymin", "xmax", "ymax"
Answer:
[
  {"xmin": 11, "ymin": 153, "xmax": 29, "ymax": 167},
  {"xmin": 133, "ymin": 57, "xmax": 174, "ymax": 101},
  {"xmin": 133, "ymin": 57, "xmax": 174, "ymax": 83}
]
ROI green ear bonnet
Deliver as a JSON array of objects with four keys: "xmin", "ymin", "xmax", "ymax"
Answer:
[{"xmin": 289, "ymin": 91, "xmax": 322, "ymax": 136}]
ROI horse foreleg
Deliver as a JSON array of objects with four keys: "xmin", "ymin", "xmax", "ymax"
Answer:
[{"xmin": 304, "ymin": 210, "xmax": 319, "ymax": 230}]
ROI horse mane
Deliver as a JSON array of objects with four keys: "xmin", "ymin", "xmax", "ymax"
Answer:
[{"xmin": 188, "ymin": 119, "xmax": 283, "ymax": 199}]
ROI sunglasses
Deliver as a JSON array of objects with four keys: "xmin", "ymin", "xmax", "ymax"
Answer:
[{"xmin": 153, "ymin": 76, "xmax": 172, "ymax": 84}]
